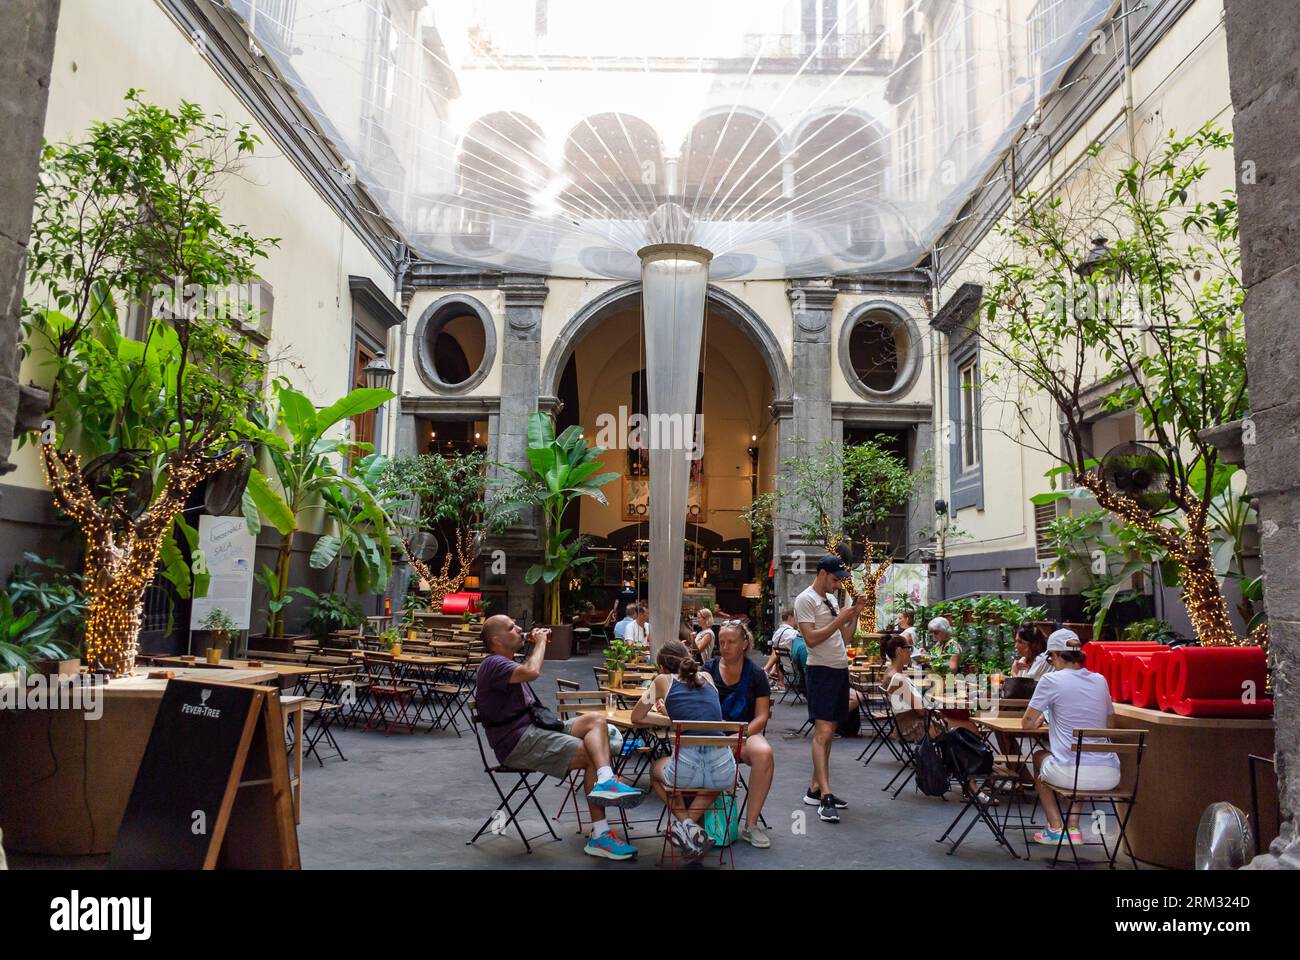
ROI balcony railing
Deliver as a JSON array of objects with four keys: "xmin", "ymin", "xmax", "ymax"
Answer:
[{"xmin": 742, "ymin": 30, "xmax": 891, "ymax": 63}]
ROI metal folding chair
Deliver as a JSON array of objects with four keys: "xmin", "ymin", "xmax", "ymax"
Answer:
[{"xmin": 466, "ymin": 705, "xmax": 562, "ymax": 854}]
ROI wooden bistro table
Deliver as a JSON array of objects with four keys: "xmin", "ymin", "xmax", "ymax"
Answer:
[
  {"xmin": 0, "ymin": 666, "xmax": 281, "ymax": 856},
  {"xmin": 153, "ymin": 656, "xmax": 331, "ymax": 690}
]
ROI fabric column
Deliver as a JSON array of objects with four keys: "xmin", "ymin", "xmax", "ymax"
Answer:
[{"xmin": 638, "ymin": 243, "xmax": 711, "ymax": 655}]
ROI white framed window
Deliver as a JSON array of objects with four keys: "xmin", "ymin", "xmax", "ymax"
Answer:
[{"xmin": 959, "ymin": 356, "xmax": 980, "ymax": 471}]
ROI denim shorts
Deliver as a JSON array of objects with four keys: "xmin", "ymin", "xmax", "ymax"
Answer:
[{"xmin": 664, "ymin": 745, "xmax": 737, "ymax": 791}]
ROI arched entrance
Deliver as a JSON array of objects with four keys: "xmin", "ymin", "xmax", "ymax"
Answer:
[{"xmin": 544, "ymin": 284, "xmax": 787, "ymax": 619}]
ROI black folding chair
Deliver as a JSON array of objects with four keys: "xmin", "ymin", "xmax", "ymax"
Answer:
[
  {"xmin": 301, "ymin": 665, "xmax": 356, "ymax": 765},
  {"xmin": 466, "ymin": 704, "xmax": 562, "ymax": 854},
  {"xmin": 775, "ymin": 651, "xmax": 806, "ymax": 706},
  {"xmin": 856, "ymin": 680, "xmax": 904, "ymax": 767}
]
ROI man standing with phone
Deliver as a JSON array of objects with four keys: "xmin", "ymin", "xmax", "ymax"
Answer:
[{"xmin": 794, "ymin": 556, "xmax": 867, "ymax": 823}]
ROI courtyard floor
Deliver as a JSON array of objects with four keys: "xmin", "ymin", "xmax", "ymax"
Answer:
[{"xmin": 292, "ymin": 652, "xmax": 1133, "ymax": 871}]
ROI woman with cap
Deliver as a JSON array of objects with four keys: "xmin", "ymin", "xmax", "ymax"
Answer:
[
  {"xmin": 927, "ymin": 617, "xmax": 962, "ymax": 673},
  {"xmin": 1021, "ymin": 628, "xmax": 1120, "ymax": 845}
]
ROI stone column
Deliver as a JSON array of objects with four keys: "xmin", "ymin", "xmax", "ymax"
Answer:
[
  {"xmin": 777, "ymin": 279, "xmax": 838, "ymax": 605},
  {"xmin": 490, "ymin": 274, "xmax": 548, "ymax": 621},
  {"xmin": 0, "ymin": 0, "xmax": 61, "ymax": 504},
  {"xmin": 1226, "ymin": 0, "xmax": 1300, "ymax": 869},
  {"xmin": 907, "ymin": 419, "xmax": 936, "ymax": 558}
]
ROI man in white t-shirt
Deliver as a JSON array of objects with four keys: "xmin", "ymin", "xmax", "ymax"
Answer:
[
  {"xmin": 794, "ymin": 555, "xmax": 867, "ymax": 824},
  {"xmin": 1022, "ymin": 629, "xmax": 1120, "ymax": 846},
  {"xmin": 625, "ymin": 603, "xmax": 649, "ymax": 649}
]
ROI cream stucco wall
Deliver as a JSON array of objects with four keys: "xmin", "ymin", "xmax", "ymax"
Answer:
[{"xmin": 10, "ymin": 0, "xmax": 398, "ymax": 493}]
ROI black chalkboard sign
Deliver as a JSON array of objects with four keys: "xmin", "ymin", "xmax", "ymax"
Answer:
[{"xmin": 109, "ymin": 679, "xmax": 299, "ymax": 869}]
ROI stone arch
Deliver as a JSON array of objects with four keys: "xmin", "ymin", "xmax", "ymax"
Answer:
[{"xmin": 540, "ymin": 281, "xmax": 792, "ymax": 402}]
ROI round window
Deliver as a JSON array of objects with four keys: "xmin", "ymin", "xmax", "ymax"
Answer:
[
  {"xmin": 838, "ymin": 302, "xmax": 920, "ymax": 401},
  {"xmin": 414, "ymin": 295, "xmax": 497, "ymax": 394}
]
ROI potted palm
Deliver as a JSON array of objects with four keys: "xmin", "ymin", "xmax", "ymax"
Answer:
[{"xmin": 510, "ymin": 414, "xmax": 618, "ymax": 661}]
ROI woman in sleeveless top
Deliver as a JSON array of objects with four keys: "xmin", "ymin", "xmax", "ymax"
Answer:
[{"xmin": 632, "ymin": 639, "xmax": 737, "ymax": 860}]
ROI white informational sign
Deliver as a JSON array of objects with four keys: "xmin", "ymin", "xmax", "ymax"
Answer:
[
  {"xmin": 189, "ymin": 514, "xmax": 257, "ymax": 631},
  {"xmin": 874, "ymin": 563, "xmax": 930, "ymax": 630}
]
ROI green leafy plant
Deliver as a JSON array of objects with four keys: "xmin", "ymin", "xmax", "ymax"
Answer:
[
  {"xmin": 379, "ymin": 451, "xmax": 528, "ymax": 610},
  {"xmin": 298, "ymin": 590, "xmax": 362, "ymax": 639},
  {"xmin": 0, "ymin": 596, "xmax": 73, "ymax": 673},
  {"xmin": 1124, "ymin": 618, "xmax": 1177, "ymax": 643},
  {"xmin": 4, "ymin": 553, "xmax": 87, "ymax": 650},
  {"xmin": 378, "ymin": 627, "xmax": 402, "ymax": 652},
  {"xmin": 241, "ymin": 380, "xmax": 394, "ymax": 636},
  {"xmin": 199, "ymin": 607, "xmax": 237, "ymax": 650},
  {"xmin": 19, "ymin": 92, "xmax": 277, "ymax": 675},
  {"xmin": 604, "ymin": 637, "xmax": 638, "ymax": 674},
  {"xmin": 510, "ymin": 413, "xmax": 618, "ymax": 625}
]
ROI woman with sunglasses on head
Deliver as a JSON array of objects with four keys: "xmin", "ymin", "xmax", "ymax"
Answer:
[{"xmin": 705, "ymin": 620, "xmax": 774, "ymax": 848}]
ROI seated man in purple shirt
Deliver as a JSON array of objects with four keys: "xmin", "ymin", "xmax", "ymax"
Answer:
[{"xmin": 475, "ymin": 614, "xmax": 643, "ymax": 860}]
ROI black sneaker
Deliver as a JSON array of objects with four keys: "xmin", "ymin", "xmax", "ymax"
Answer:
[
  {"xmin": 802, "ymin": 788, "xmax": 822, "ymax": 806},
  {"xmin": 824, "ymin": 793, "xmax": 849, "ymax": 809},
  {"xmin": 818, "ymin": 796, "xmax": 840, "ymax": 823}
]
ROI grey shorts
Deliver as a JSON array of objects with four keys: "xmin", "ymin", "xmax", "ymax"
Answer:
[{"xmin": 503, "ymin": 718, "xmax": 583, "ymax": 780}]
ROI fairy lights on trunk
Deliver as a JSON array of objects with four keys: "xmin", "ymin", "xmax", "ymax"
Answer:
[
  {"xmin": 42, "ymin": 443, "xmax": 240, "ymax": 677},
  {"xmin": 402, "ymin": 528, "xmax": 475, "ymax": 612}
]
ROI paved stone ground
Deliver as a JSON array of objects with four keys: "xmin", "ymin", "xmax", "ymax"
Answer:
[
  {"xmin": 292, "ymin": 652, "xmax": 1133, "ymax": 870},
  {"xmin": 8, "ymin": 651, "xmax": 1136, "ymax": 870}
]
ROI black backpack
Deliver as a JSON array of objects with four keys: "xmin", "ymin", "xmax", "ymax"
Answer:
[
  {"xmin": 913, "ymin": 730, "xmax": 950, "ymax": 797},
  {"xmin": 940, "ymin": 727, "xmax": 995, "ymax": 780}
]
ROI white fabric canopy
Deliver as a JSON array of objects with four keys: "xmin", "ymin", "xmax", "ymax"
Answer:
[{"xmin": 230, "ymin": 0, "xmax": 1112, "ymax": 279}]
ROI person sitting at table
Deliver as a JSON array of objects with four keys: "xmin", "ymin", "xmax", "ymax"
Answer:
[
  {"xmin": 632, "ymin": 639, "xmax": 736, "ymax": 861},
  {"xmin": 613, "ymin": 607, "xmax": 634, "ymax": 642},
  {"xmin": 762, "ymin": 607, "xmax": 799, "ymax": 684},
  {"xmin": 693, "ymin": 607, "xmax": 717, "ymax": 661},
  {"xmin": 927, "ymin": 617, "xmax": 963, "ymax": 673},
  {"xmin": 706, "ymin": 621, "xmax": 774, "ymax": 849},
  {"xmin": 1022, "ymin": 628, "xmax": 1119, "ymax": 846},
  {"xmin": 897, "ymin": 610, "xmax": 921, "ymax": 664},
  {"xmin": 475, "ymin": 614, "xmax": 643, "ymax": 861},
  {"xmin": 626, "ymin": 603, "xmax": 650, "ymax": 649},
  {"xmin": 882, "ymin": 633, "xmax": 939, "ymax": 742},
  {"xmin": 1011, "ymin": 625, "xmax": 1051, "ymax": 680}
]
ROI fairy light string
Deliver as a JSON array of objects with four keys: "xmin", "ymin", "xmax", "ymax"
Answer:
[{"xmin": 42, "ymin": 442, "xmax": 240, "ymax": 677}]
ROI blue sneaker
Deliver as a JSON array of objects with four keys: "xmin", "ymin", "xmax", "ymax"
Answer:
[
  {"xmin": 584, "ymin": 830, "xmax": 637, "ymax": 861},
  {"xmin": 589, "ymin": 777, "xmax": 644, "ymax": 809}
]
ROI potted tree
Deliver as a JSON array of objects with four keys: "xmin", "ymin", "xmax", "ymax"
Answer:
[
  {"xmin": 511, "ymin": 413, "xmax": 618, "ymax": 660},
  {"xmin": 20, "ymin": 93, "xmax": 276, "ymax": 676},
  {"xmin": 379, "ymin": 450, "xmax": 527, "ymax": 623}
]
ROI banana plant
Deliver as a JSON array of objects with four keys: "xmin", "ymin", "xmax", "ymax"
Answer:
[
  {"xmin": 509, "ymin": 413, "xmax": 619, "ymax": 625},
  {"xmin": 312, "ymin": 453, "xmax": 405, "ymax": 596},
  {"xmin": 241, "ymin": 381, "xmax": 394, "ymax": 636}
]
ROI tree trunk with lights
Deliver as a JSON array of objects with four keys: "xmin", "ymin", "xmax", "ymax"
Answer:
[
  {"xmin": 1081, "ymin": 472, "xmax": 1238, "ymax": 647},
  {"xmin": 43, "ymin": 444, "xmax": 238, "ymax": 677},
  {"xmin": 821, "ymin": 518, "xmax": 890, "ymax": 635},
  {"xmin": 403, "ymin": 528, "xmax": 475, "ymax": 612}
]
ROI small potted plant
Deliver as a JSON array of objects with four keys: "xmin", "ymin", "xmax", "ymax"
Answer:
[
  {"xmin": 604, "ymin": 637, "xmax": 636, "ymax": 689},
  {"xmin": 379, "ymin": 627, "xmax": 403, "ymax": 657},
  {"xmin": 199, "ymin": 607, "xmax": 237, "ymax": 664}
]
